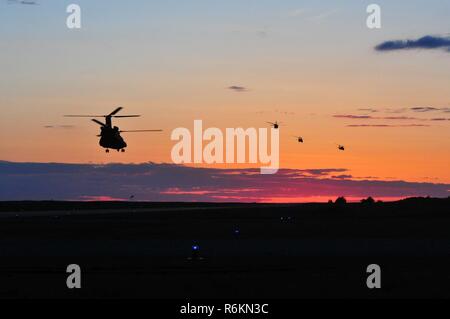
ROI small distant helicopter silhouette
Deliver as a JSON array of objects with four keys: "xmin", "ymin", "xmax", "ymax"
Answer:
[
  {"xmin": 338, "ymin": 145, "xmax": 345, "ymax": 151},
  {"xmin": 267, "ymin": 121, "xmax": 281, "ymax": 129},
  {"xmin": 293, "ymin": 136, "xmax": 304, "ymax": 143},
  {"xmin": 64, "ymin": 107, "xmax": 162, "ymax": 153}
]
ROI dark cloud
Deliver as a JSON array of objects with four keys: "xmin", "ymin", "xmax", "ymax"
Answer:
[
  {"xmin": 375, "ymin": 35, "xmax": 450, "ymax": 53},
  {"xmin": 0, "ymin": 161, "xmax": 448, "ymax": 202},
  {"xmin": 331, "ymin": 174, "xmax": 353, "ymax": 180},
  {"xmin": 299, "ymin": 168, "xmax": 347, "ymax": 176},
  {"xmin": 227, "ymin": 86, "xmax": 248, "ymax": 92}
]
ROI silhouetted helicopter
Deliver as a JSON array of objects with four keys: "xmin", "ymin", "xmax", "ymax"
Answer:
[
  {"xmin": 293, "ymin": 136, "xmax": 304, "ymax": 143},
  {"xmin": 267, "ymin": 121, "xmax": 281, "ymax": 129},
  {"xmin": 64, "ymin": 107, "xmax": 162, "ymax": 153},
  {"xmin": 338, "ymin": 145, "xmax": 345, "ymax": 151}
]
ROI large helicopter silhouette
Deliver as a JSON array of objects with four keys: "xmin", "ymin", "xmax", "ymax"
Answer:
[{"xmin": 65, "ymin": 107, "xmax": 162, "ymax": 153}]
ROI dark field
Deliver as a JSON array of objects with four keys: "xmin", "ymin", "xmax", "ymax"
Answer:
[{"xmin": 0, "ymin": 198, "xmax": 449, "ymax": 299}]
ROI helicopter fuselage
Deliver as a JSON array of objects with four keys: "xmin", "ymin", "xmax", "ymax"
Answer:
[{"xmin": 99, "ymin": 127, "xmax": 127, "ymax": 150}]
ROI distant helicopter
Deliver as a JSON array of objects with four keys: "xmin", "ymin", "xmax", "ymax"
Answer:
[
  {"xmin": 267, "ymin": 121, "xmax": 281, "ymax": 129},
  {"xmin": 293, "ymin": 136, "xmax": 304, "ymax": 143},
  {"xmin": 338, "ymin": 145, "xmax": 345, "ymax": 151},
  {"xmin": 64, "ymin": 107, "xmax": 162, "ymax": 153}
]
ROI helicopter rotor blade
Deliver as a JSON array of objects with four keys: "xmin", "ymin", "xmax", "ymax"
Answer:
[
  {"xmin": 64, "ymin": 115, "xmax": 105, "ymax": 118},
  {"xmin": 91, "ymin": 119, "xmax": 106, "ymax": 126},
  {"xmin": 64, "ymin": 114, "xmax": 140, "ymax": 118},
  {"xmin": 109, "ymin": 107, "xmax": 123, "ymax": 116},
  {"xmin": 113, "ymin": 115, "xmax": 141, "ymax": 118},
  {"xmin": 120, "ymin": 129, "xmax": 163, "ymax": 133}
]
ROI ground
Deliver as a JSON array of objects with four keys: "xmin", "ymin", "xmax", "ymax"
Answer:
[{"xmin": 0, "ymin": 198, "xmax": 449, "ymax": 299}]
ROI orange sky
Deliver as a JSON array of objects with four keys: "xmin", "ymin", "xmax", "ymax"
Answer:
[{"xmin": 1, "ymin": 1, "xmax": 449, "ymax": 185}]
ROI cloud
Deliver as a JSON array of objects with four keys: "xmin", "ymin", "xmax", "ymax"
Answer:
[
  {"xmin": 411, "ymin": 107, "xmax": 440, "ymax": 112},
  {"xmin": 0, "ymin": 161, "xmax": 448, "ymax": 202},
  {"xmin": 334, "ymin": 115, "xmax": 372, "ymax": 119},
  {"xmin": 331, "ymin": 174, "xmax": 353, "ymax": 180},
  {"xmin": 288, "ymin": 8, "xmax": 337, "ymax": 22},
  {"xmin": 44, "ymin": 125, "xmax": 75, "ymax": 129},
  {"xmin": 357, "ymin": 108, "xmax": 378, "ymax": 113},
  {"xmin": 308, "ymin": 10, "xmax": 337, "ymax": 22},
  {"xmin": 430, "ymin": 118, "xmax": 450, "ymax": 121},
  {"xmin": 384, "ymin": 108, "xmax": 408, "ymax": 114},
  {"xmin": 411, "ymin": 107, "xmax": 450, "ymax": 113},
  {"xmin": 336, "ymin": 109, "xmax": 450, "ymax": 126},
  {"xmin": 346, "ymin": 124, "xmax": 430, "ymax": 128},
  {"xmin": 8, "ymin": 0, "xmax": 38, "ymax": 5},
  {"xmin": 355, "ymin": 107, "xmax": 450, "ymax": 116},
  {"xmin": 275, "ymin": 110, "xmax": 295, "ymax": 116},
  {"xmin": 375, "ymin": 35, "xmax": 450, "ymax": 53},
  {"xmin": 288, "ymin": 9, "xmax": 306, "ymax": 17},
  {"xmin": 334, "ymin": 114, "xmax": 421, "ymax": 120},
  {"xmin": 227, "ymin": 86, "xmax": 248, "ymax": 92}
]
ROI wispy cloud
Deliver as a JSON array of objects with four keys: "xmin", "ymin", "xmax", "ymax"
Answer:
[
  {"xmin": 430, "ymin": 118, "xmax": 450, "ymax": 121},
  {"xmin": 288, "ymin": 8, "xmax": 337, "ymax": 22},
  {"xmin": 308, "ymin": 10, "xmax": 337, "ymax": 22},
  {"xmin": 346, "ymin": 124, "xmax": 430, "ymax": 128},
  {"xmin": 44, "ymin": 125, "xmax": 75, "ymax": 129},
  {"xmin": 357, "ymin": 108, "xmax": 379, "ymax": 113},
  {"xmin": 375, "ymin": 35, "xmax": 450, "ymax": 53},
  {"xmin": 334, "ymin": 114, "xmax": 421, "ymax": 121},
  {"xmin": 357, "ymin": 107, "xmax": 450, "ymax": 114},
  {"xmin": 8, "ymin": 0, "xmax": 38, "ymax": 5},
  {"xmin": 288, "ymin": 9, "xmax": 306, "ymax": 17},
  {"xmin": 411, "ymin": 107, "xmax": 440, "ymax": 112},
  {"xmin": 410, "ymin": 107, "xmax": 450, "ymax": 113},
  {"xmin": 227, "ymin": 85, "xmax": 248, "ymax": 93},
  {"xmin": 0, "ymin": 161, "xmax": 448, "ymax": 202}
]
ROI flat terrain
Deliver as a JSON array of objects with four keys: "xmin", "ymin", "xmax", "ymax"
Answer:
[{"xmin": 0, "ymin": 198, "xmax": 449, "ymax": 299}]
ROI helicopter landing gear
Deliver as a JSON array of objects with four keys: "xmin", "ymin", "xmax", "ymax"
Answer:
[
  {"xmin": 121, "ymin": 149, "xmax": 125, "ymax": 153},
  {"xmin": 106, "ymin": 149, "xmax": 110, "ymax": 153}
]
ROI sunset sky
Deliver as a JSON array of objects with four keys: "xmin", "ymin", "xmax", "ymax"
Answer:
[{"xmin": 1, "ymin": 1, "xmax": 449, "ymax": 201}]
